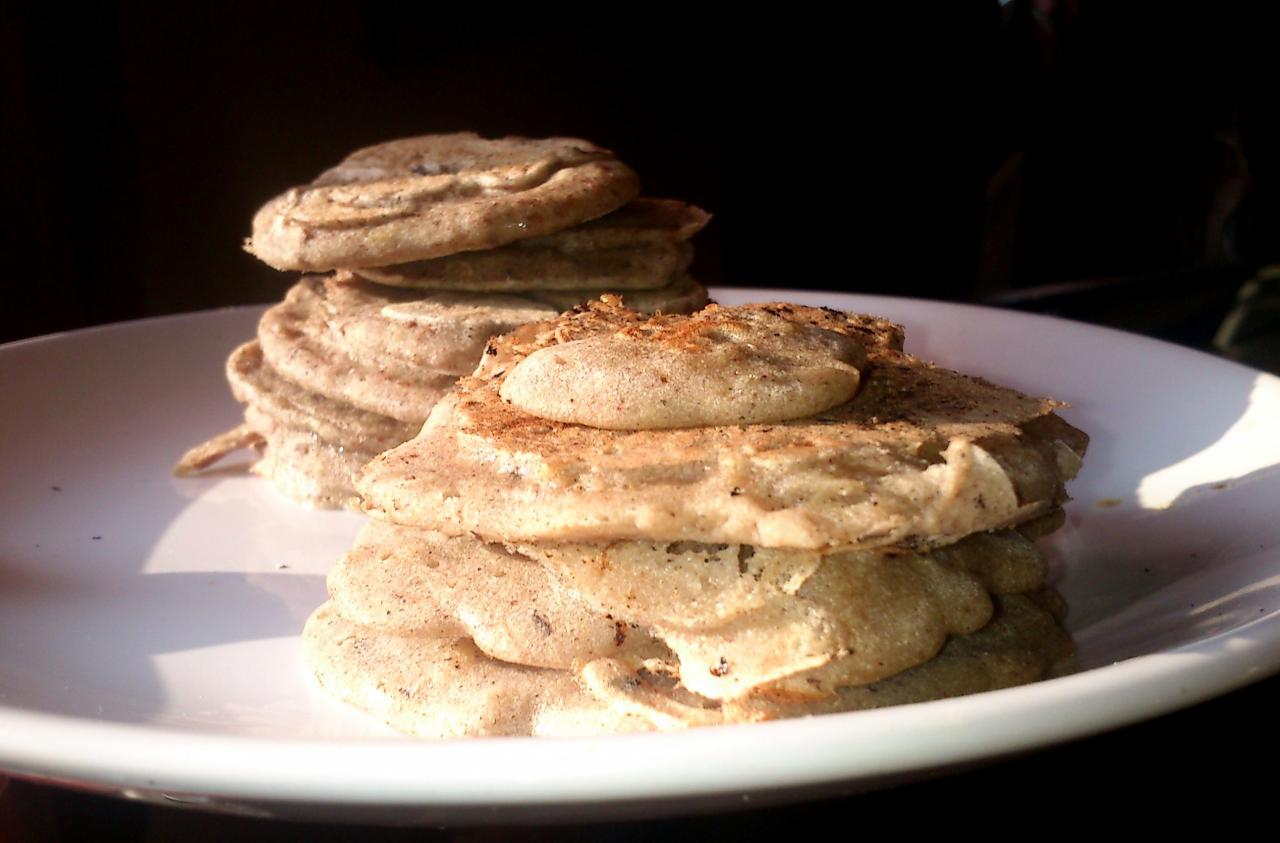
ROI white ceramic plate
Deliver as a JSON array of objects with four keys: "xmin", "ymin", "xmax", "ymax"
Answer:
[{"xmin": 1, "ymin": 289, "xmax": 1279, "ymax": 823}]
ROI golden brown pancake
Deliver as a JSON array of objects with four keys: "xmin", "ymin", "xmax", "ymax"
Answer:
[
  {"xmin": 248, "ymin": 133, "xmax": 640, "ymax": 271},
  {"xmin": 326, "ymin": 521, "xmax": 666, "ymax": 670},
  {"xmin": 359, "ymin": 300, "xmax": 1088, "ymax": 550}
]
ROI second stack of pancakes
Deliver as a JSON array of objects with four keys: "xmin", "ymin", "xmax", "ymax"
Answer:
[{"xmin": 179, "ymin": 133, "xmax": 709, "ymax": 506}]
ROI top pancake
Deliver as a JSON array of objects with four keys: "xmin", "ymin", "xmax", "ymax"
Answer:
[
  {"xmin": 358, "ymin": 299, "xmax": 1089, "ymax": 550},
  {"xmin": 247, "ymin": 133, "xmax": 641, "ymax": 271}
]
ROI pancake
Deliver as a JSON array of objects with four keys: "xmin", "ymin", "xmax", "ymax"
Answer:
[
  {"xmin": 326, "ymin": 521, "xmax": 665, "ymax": 670},
  {"xmin": 175, "ymin": 411, "xmax": 377, "ymax": 509},
  {"xmin": 321, "ymin": 520, "xmax": 1055, "ymax": 704},
  {"xmin": 303, "ymin": 603, "xmax": 655, "ymax": 738},
  {"xmin": 353, "ymin": 199, "xmax": 710, "ymax": 291},
  {"xmin": 248, "ymin": 133, "xmax": 640, "ymax": 271},
  {"xmin": 257, "ymin": 276, "xmax": 460, "ymax": 423},
  {"xmin": 272, "ymin": 273, "xmax": 561, "ymax": 383},
  {"xmin": 527, "ymin": 273, "xmax": 709, "ymax": 316},
  {"xmin": 302, "ymin": 590, "xmax": 1074, "ymax": 735},
  {"xmin": 517, "ymin": 524, "xmax": 1046, "ymax": 632},
  {"xmin": 359, "ymin": 300, "xmax": 1089, "ymax": 550}
]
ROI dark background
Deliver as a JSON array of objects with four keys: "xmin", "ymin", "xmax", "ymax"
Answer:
[{"xmin": 3, "ymin": 2, "xmax": 1277, "ymax": 352}]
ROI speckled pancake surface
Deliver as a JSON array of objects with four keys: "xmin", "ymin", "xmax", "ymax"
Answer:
[
  {"xmin": 297, "ymin": 273, "xmax": 560, "ymax": 379},
  {"xmin": 302, "ymin": 603, "xmax": 655, "ymax": 738},
  {"xmin": 248, "ymin": 133, "xmax": 641, "ymax": 271},
  {"xmin": 313, "ymin": 515, "xmax": 1060, "ymax": 712},
  {"xmin": 359, "ymin": 300, "xmax": 1088, "ymax": 550},
  {"xmin": 178, "ymin": 279, "xmax": 708, "ymax": 506},
  {"xmin": 302, "ymin": 587, "xmax": 1074, "ymax": 735},
  {"xmin": 320, "ymin": 521, "xmax": 1049, "ymax": 706},
  {"xmin": 326, "ymin": 521, "xmax": 665, "ymax": 670},
  {"xmin": 521, "ymin": 529, "xmax": 1045, "ymax": 701},
  {"xmin": 226, "ymin": 340, "xmax": 418, "ymax": 450}
]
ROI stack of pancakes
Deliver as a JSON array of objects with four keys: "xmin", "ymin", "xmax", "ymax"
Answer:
[
  {"xmin": 177, "ymin": 134, "xmax": 709, "ymax": 506},
  {"xmin": 303, "ymin": 299, "xmax": 1089, "ymax": 736}
]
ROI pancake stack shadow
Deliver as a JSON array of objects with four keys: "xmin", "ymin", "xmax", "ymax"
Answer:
[
  {"xmin": 303, "ymin": 300, "xmax": 1090, "ymax": 736},
  {"xmin": 177, "ymin": 133, "xmax": 710, "ymax": 506}
]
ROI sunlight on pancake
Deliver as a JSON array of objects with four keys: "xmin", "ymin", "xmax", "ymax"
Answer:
[{"xmin": 1137, "ymin": 373, "xmax": 1280, "ymax": 509}]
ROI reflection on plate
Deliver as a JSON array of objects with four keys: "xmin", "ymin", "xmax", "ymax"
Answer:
[{"xmin": 1, "ymin": 290, "xmax": 1278, "ymax": 823}]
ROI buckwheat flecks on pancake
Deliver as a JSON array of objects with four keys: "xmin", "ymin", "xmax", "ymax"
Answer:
[
  {"xmin": 326, "ymin": 521, "xmax": 667, "ymax": 670},
  {"xmin": 358, "ymin": 299, "xmax": 1089, "ymax": 550},
  {"xmin": 228, "ymin": 339, "xmax": 417, "ymax": 507},
  {"xmin": 275, "ymin": 272, "xmax": 561, "ymax": 381},
  {"xmin": 308, "ymin": 516, "xmax": 1060, "ymax": 715},
  {"xmin": 302, "ymin": 602, "xmax": 657, "ymax": 738},
  {"xmin": 517, "ymin": 540, "xmax": 825, "ymax": 629},
  {"xmin": 514, "ymin": 526, "xmax": 1046, "ymax": 701},
  {"xmin": 514, "ymin": 524, "xmax": 1046, "ymax": 634},
  {"xmin": 309, "ymin": 297, "xmax": 1087, "ymax": 735},
  {"xmin": 353, "ymin": 199, "xmax": 710, "ymax": 291},
  {"xmin": 248, "ymin": 133, "xmax": 641, "ymax": 271},
  {"xmin": 302, "ymin": 584, "xmax": 1074, "ymax": 735}
]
